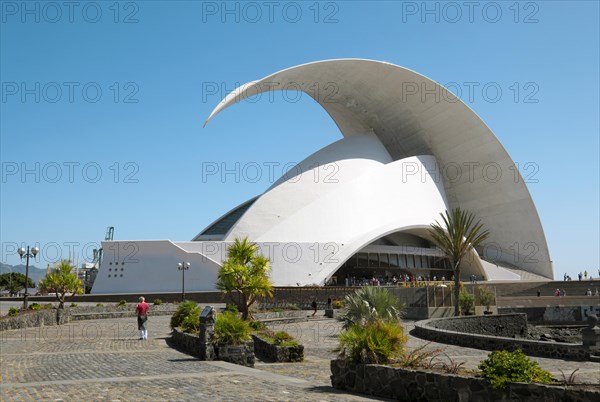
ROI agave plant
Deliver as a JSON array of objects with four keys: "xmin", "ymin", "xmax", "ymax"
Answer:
[{"xmin": 337, "ymin": 286, "xmax": 404, "ymax": 329}]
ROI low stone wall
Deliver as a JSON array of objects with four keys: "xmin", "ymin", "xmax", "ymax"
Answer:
[
  {"xmin": 216, "ymin": 341, "xmax": 255, "ymax": 367},
  {"xmin": 171, "ymin": 328, "xmax": 203, "ymax": 357},
  {"xmin": 0, "ymin": 309, "xmax": 68, "ymax": 331},
  {"xmin": 414, "ymin": 314, "xmax": 590, "ymax": 361},
  {"xmin": 253, "ymin": 310, "xmax": 307, "ymax": 323},
  {"xmin": 70, "ymin": 305, "xmax": 177, "ymax": 321},
  {"xmin": 498, "ymin": 305, "xmax": 600, "ymax": 324},
  {"xmin": 251, "ymin": 334, "xmax": 304, "ymax": 362},
  {"xmin": 424, "ymin": 313, "xmax": 528, "ymax": 337},
  {"xmin": 1, "ymin": 305, "xmax": 178, "ymax": 331},
  {"xmin": 330, "ymin": 359, "xmax": 599, "ymax": 402},
  {"xmin": 170, "ymin": 329, "xmax": 255, "ymax": 367}
]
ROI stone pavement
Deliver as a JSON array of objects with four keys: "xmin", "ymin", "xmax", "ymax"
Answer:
[
  {"xmin": 0, "ymin": 315, "xmax": 384, "ymax": 401},
  {"xmin": 260, "ymin": 316, "xmax": 600, "ymax": 387},
  {"xmin": 1, "ymin": 313, "xmax": 599, "ymax": 402}
]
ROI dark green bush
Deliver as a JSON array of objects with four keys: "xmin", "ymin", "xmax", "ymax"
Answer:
[
  {"xmin": 170, "ymin": 301, "xmax": 199, "ymax": 330},
  {"xmin": 337, "ymin": 320, "xmax": 407, "ymax": 364},
  {"xmin": 224, "ymin": 304, "xmax": 238, "ymax": 314},
  {"xmin": 29, "ymin": 303, "xmax": 41, "ymax": 311},
  {"xmin": 479, "ymin": 349, "xmax": 553, "ymax": 389},
  {"xmin": 117, "ymin": 300, "xmax": 127, "ymax": 307},
  {"xmin": 214, "ymin": 311, "xmax": 251, "ymax": 345},
  {"xmin": 273, "ymin": 331, "xmax": 297, "ymax": 346},
  {"xmin": 8, "ymin": 307, "xmax": 19, "ymax": 316},
  {"xmin": 70, "ymin": 302, "xmax": 78, "ymax": 308},
  {"xmin": 153, "ymin": 299, "xmax": 163, "ymax": 305},
  {"xmin": 180, "ymin": 310, "xmax": 200, "ymax": 334},
  {"xmin": 96, "ymin": 303, "xmax": 104, "ymax": 307},
  {"xmin": 249, "ymin": 320, "xmax": 266, "ymax": 331},
  {"xmin": 256, "ymin": 328, "xmax": 299, "ymax": 347}
]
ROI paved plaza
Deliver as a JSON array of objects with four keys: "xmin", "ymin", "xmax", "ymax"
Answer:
[{"xmin": 1, "ymin": 312, "xmax": 598, "ymax": 401}]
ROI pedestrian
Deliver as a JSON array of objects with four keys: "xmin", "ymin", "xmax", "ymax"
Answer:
[
  {"xmin": 537, "ymin": 290, "xmax": 541, "ymax": 297},
  {"xmin": 555, "ymin": 288, "xmax": 560, "ymax": 297},
  {"xmin": 562, "ymin": 289, "xmax": 567, "ymax": 297},
  {"xmin": 136, "ymin": 296, "xmax": 149, "ymax": 340},
  {"xmin": 584, "ymin": 270, "xmax": 588, "ymax": 279},
  {"xmin": 578, "ymin": 272, "xmax": 582, "ymax": 281},
  {"xmin": 311, "ymin": 298, "xmax": 318, "ymax": 317}
]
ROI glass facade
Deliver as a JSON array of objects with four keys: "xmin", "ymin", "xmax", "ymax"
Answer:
[{"xmin": 333, "ymin": 249, "xmax": 452, "ymax": 285}]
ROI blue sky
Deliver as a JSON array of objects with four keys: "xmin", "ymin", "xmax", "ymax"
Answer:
[{"xmin": 1, "ymin": 1, "xmax": 598, "ymax": 280}]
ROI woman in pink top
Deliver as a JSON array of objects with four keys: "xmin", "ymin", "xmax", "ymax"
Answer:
[{"xmin": 136, "ymin": 296, "xmax": 150, "ymax": 340}]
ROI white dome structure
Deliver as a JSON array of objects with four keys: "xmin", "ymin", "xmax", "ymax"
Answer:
[{"xmin": 91, "ymin": 59, "xmax": 552, "ymax": 294}]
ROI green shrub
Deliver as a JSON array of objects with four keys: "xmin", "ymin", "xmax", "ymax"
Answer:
[
  {"xmin": 224, "ymin": 304, "xmax": 239, "ymax": 314},
  {"xmin": 336, "ymin": 320, "xmax": 407, "ymax": 364},
  {"xmin": 29, "ymin": 303, "xmax": 41, "ymax": 311},
  {"xmin": 170, "ymin": 301, "xmax": 199, "ymax": 329},
  {"xmin": 256, "ymin": 328, "xmax": 299, "ymax": 347},
  {"xmin": 214, "ymin": 311, "xmax": 252, "ymax": 345},
  {"xmin": 153, "ymin": 299, "xmax": 163, "ymax": 306},
  {"xmin": 479, "ymin": 349, "xmax": 553, "ymax": 389},
  {"xmin": 478, "ymin": 287, "xmax": 494, "ymax": 311},
  {"xmin": 70, "ymin": 302, "xmax": 78, "ymax": 308},
  {"xmin": 96, "ymin": 303, "xmax": 104, "ymax": 307},
  {"xmin": 43, "ymin": 303, "xmax": 53, "ymax": 309},
  {"xmin": 270, "ymin": 307, "xmax": 284, "ymax": 312},
  {"xmin": 181, "ymin": 310, "xmax": 200, "ymax": 334},
  {"xmin": 8, "ymin": 307, "xmax": 19, "ymax": 316},
  {"xmin": 249, "ymin": 320, "xmax": 266, "ymax": 331},
  {"xmin": 273, "ymin": 331, "xmax": 298, "ymax": 346},
  {"xmin": 117, "ymin": 300, "xmax": 127, "ymax": 307},
  {"xmin": 337, "ymin": 287, "xmax": 404, "ymax": 329},
  {"xmin": 459, "ymin": 290, "xmax": 474, "ymax": 315}
]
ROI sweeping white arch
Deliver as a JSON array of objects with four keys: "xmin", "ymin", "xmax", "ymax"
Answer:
[{"xmin": 204, "ymin": 59, "xmax": 552, "ymax": 279}]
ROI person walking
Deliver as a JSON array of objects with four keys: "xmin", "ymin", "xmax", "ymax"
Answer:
[
  {"xmin": 311, "ymin": 298, "xmax": 318, "ymax": 317},
  {"xmin": 136, "ymin": 296, "xmax": 150, "ymax": 340}
]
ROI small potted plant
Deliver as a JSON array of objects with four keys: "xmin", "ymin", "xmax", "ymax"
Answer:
[{"xmin": 479, "ymin": 287, "xmax": 494, "ymax": 315}]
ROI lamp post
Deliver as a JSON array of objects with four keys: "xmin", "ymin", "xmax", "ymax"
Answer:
[
  {"xmin": 18, "ymin": 246, "xmax": 39, "ymax": 309},
  {"xmin": 177, "ymin": 262, "xmax": 190, "ymax": 301}
]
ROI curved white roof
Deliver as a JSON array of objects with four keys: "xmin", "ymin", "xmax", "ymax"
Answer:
[{"xmin": 205, "ymin": 59, "xmax": 552, "ymax": 279}]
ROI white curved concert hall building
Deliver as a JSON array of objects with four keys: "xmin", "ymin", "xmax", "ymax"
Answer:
[{"xmin": 91, "ymin": 59, "xmax": 552, "ymax": 294}]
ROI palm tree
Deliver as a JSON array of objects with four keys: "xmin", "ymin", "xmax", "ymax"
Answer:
[
  {"xmin": 38, "ymin": 260, "xmax": 83, "ymax": 309},
  {"xmin": 216, "ymin": 237, "xmax": 273, "ymax": 320},
  {"xmin": 428, "ymin": 208, "xmax": 490, "ymax": 316}
]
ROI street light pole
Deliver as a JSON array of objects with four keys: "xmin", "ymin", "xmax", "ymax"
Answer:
[
  {"xmin": 177, "ymin": 262, "xmax": 190, "ymax": 302},
  {"xmin": 18, "ymin": 246, "xmax": 39, "ymax": 309}
]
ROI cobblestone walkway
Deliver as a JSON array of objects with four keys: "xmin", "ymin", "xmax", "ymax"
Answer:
[
  {"xmin": 261, "ymin": 317, "xmax": 600, "ymax": 386},
  {"xmin": 1, "ymin": 313, "xmax": 598, "ymax": 401},
  {"xmin": 0, "ymin": 315, "xmax": 381, "ymax": 401}
]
